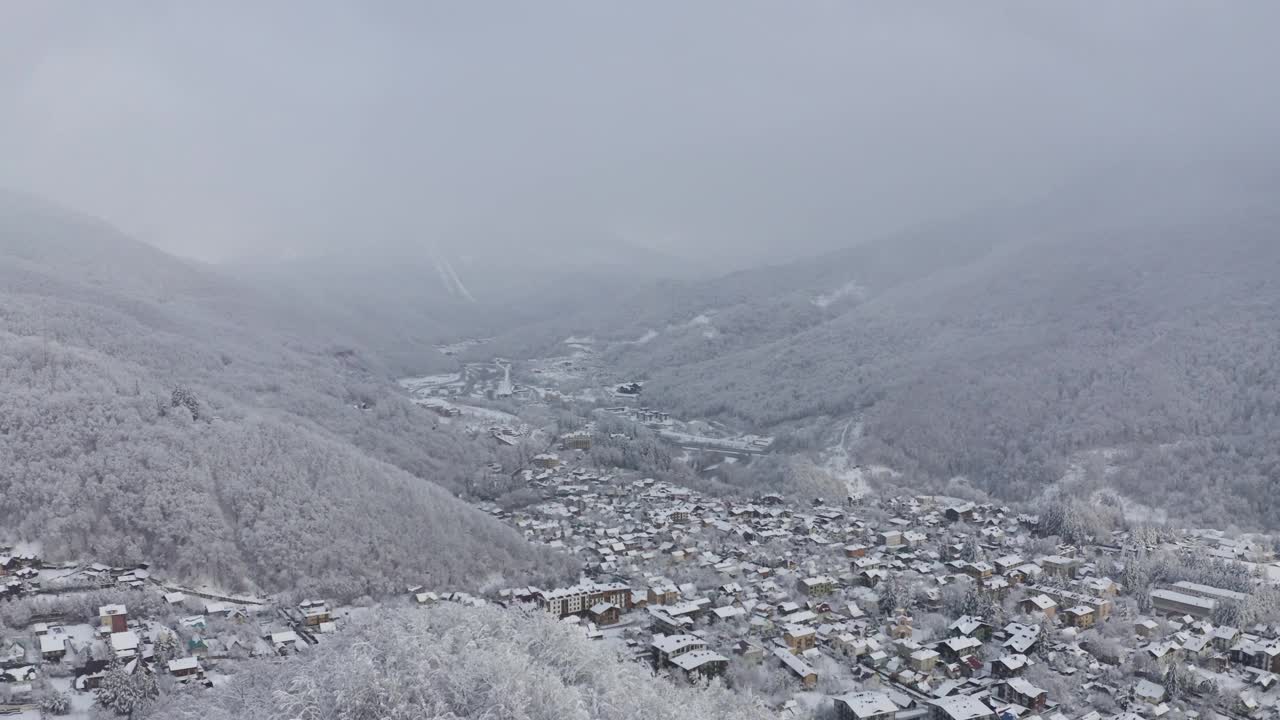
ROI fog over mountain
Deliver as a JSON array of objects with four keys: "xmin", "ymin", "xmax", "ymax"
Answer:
[
  {"xmin": 5, "ymin": 2, "xmax": 1279, "ymax": 269},
  {"xmin": 0, "ymin": 192, "xmax": 573, "ymax": 599},
  {"xmin": 5, "ymin": 3, "xmax": 1280, "ymax": 718}
]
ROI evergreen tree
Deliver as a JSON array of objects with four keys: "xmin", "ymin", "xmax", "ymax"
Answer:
[{"xmin": 95, "ymin": 661, "xmax": 159, "ymax": 718}]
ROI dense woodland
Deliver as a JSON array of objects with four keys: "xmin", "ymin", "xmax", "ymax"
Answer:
[
  {"xmin": 0, "ymin": 195, "xmax": 573, "ymax": 598},
  {"xmin": 639, "ymin": 221, "xmax": 1280, "ymax": 529},
  {"xmin": 144, "ymin": 604, "xmax": 765, "ymax": 720},
  {"xmin": 466, "ymin": 185, "xmax": 1280, "ymax": 530}
]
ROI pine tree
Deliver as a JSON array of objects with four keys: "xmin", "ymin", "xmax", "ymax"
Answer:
[
  {"xmin": 878, "ymin": 576, "xmax": 907, "ymax": 616},
  {"xmin": 39, "ymin": 690, "xmax": 71, "ymax": 717},
  {"xmin": 152, "ymin": 632, "xmax": 180, "ymax": 668},
  {"xmin": 95, "ymin": 661, "xmax": 159, "ymax": 718},
  {"xmin": 962, "ymin": 535, "xmax": 984, "ymax": 563}
]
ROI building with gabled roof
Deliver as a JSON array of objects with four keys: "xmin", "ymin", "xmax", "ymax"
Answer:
[
  {"xmin": 772, "ymin": 646, "xmax": 817, "ymax": 689},
  {"xmin": 834, "ymin": 691, "xmax": 898, "ymax": 720},
  {"xmin": 928, "ymin": 693, "xmax": 994, "ymax": 720},
  {"xmin": 668, "ymin": 649, "xmax": 728, "ymax": 681}
]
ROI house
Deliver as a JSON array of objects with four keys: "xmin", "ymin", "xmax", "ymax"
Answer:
[
  {"xmin": 911, "ymin": 648, "xmax": 941, "ymax": 673},
  {"xmin": 1231, "ymin": 637, "xmax": 1280, "ymax": 673},
  {"xmin": 167, "ymin": 656, "xmax": 202, "ymax": 680},
  {"xmin": 846, "ymin": 545, "xmax": 870, "ymax": 559},
  {"xmin": 834, "ymin": 691, "xmax": 899, "ymax": 720},
  {"xmin": 784, "ymin": 624, "xmax": 817, "ymax": 653},
  {"xmin": 945, "ymin": 504, "xmax": 976, "ymax": 523},
  {"xmin": 39, "ymin": 632, "xmax": 67, "ymax": 662},
  {"xmin": 668, "ymin": 649, "xmax": 728, "ymax": 682},
  {"xmin": 964, "ymin": 562, "xmax": 994, "ymax": 581},
  {"xmin": 773, "ymin": 647, "xmax": 818, "ymax": 689},
  {"xmin": 1133, "ymin": 679, "xmax": 1166, "ymax": 706},
  {"xmin": 891, "ymin": 611, "xmax": 914, "ymax": 640},
  {"xmin": 99, "ymin": 604, "xmax": 128, "ymax": 633},
  {"xmin": 1211, "ymin": 624, "xmax": 1240, "ymax": 649},
  {"xmin": 939, "ymin": 636, "xmax": 983, "ymax": 661},
  {"xmin": 299, "ymin": 600, "xmax": 331, "ymax": 626},
  {"xmin": 798, "ymin": 575, "xmax": 836, "ymax": 596},
  {"xmin": 992, "ymin": 653, "xmax": 1034, "ymax": 678},
  {"xmin": 651, "ymin": 634, "xmax": 706, "ymax": 668},
  {"xmin": 998, "ymin": 678, "xmax": 1048, "ymax": 712},
  {"xmin": 4, "ymin": 641, "xmax": 26, "ymax": 664},
  {"xmin": 1150, "ymin": 589, "xmax": 1215, "ymax": 620},
  {"xmin": 163, "ymin": 592, "xmax": 186, "ymax": 605},
  {"xmin": 561, "ymin": 431, "xmax": 592, "ymax": 451},
  {"xmin": 1029, "ymin": 584, "xmax": 1113, "ymax": 620},
  {"xmin": 270, "ymin": 631, "xmax": 301, "ymax": 653},
  {"xmin": 1134, "ymin": 619, "xmax": 1160, "ymax": 639},
  {"xmin": 110, "ymin": 631, "xmax": 140, "ymax": 659},
  {"xmin": 666, "ymin": 506, "xmax": 692, "ymax": 524},
  {"xmin": 1084, "ymin": 577, "xmax": 1120, "ymax": 598},
  {"xmin": 532, "ymin": 453, "xmax": 561, "ymax": 469},
  {"xmin": 1182, "ymin": 634, "xmax": 1210, "ymax": 657},
  {"xmin": 73, "ymin": 659, "xmax": 111, "ymax": 691},
  {"xmin": 2, "ymin": 666, "xmax": 36, "ymax": 684},
  {"xmin": 1040, "ymin": 556, "xmax": 1080, "ymax": 580},
  {"xmin": 1146, "ymin": 640, "xmax": 1183, "ymax": 669},
  {"xmin": 1002, "ymin": 623, "xmax": 1041, "ymax": 654},
  {"xmin": 733, "ymin": 640, "xmax": 766, "ymax": 664},
  {"xmin": 648, "ymin": 583, "xmax": 679, "ymax": 606},
  {"xmin": 1063, "ymin": 605, "xmax": 1096, "ymax": 629},
  {"xmin": 589, "ymin": 603, "xmax": 621, "ymax": 626},
  {"xmin": 6, "ymin": 683, "xmax": 33, "ymax": 704},
  {"xmin": 1171, "ymin": 580, "xmax": 1248, "ymax": 605},
  {"xmin": 949, "ymin": 616, "xmax": 992, "ymax": 641},
  {"xmin": 1020, "ymin": 594, "xmax": 1057, "ymax": 619},
  {"xmin": 928, "ymin": 693, "xmax": 994, "ymax": 720},
  {"xmin": 537, "ymin": 582, "xmax": 630, "ymax": 618}
]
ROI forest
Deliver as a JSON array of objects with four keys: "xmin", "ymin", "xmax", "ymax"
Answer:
[
  {"xmin": 143, "ymin": 603, "xmax": 765, "ymax": 720},
  {"xmin": 0, "ymin": 195, "xmax": 573, "ymax": 599},
  {"xmin": 469, "ymin": 187, "xmax": 1280, "ymax": 530}
]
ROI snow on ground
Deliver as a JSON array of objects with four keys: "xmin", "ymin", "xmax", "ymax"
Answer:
[
  {"xmin": 1049, "ymin": 448, "xmax": 1170, "ymax": 524},
  {"xmin": 682, "ymin": 313, "xmax": 718, "ymax": 339},
  {"xmin": 435, "ymin": 338, "xmax": 490, "ymax": 356},
  {"xmin": 410, "ymin": 396, "xmax": 525, "ymax": 429},
  {"xmin": 820, "ymin": 419, "xmax": 870, "ymax": 499},
  {"xmin": 812, "ymin": 280, "xmax": 867, "ymax": 308},
  {"xmin": 1, "ymin": 540, "xmax": 43, "ymax": 556},
  {"xmin": 58, "ymin": 623, "xmax": 98, "ymax": 648},
  {"xmin": 399, "ymin": 374, "xmax": 464, "ymax": 392}
]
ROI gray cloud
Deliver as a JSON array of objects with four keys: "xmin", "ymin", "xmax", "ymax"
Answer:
[{"xmin": 2, "ymin": 1, "xmax": 1278, "ymax": 266}]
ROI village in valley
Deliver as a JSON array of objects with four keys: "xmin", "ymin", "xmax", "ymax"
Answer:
[
  {"xmin": 476, "ymin": 452, "xmax": 1280, "ymax": 720},
  {"xmin": 406, "ymin": 341, "xmax": 1280, "ymax": 719},
  {"xmin": 7, "ymin": 344, "xmax": 1280, "ymax": 720}
]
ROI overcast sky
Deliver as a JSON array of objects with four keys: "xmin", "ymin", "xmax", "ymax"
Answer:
[{"xmin": 2, "ymin": 2, "xmax": 1278, "ymax": 266}]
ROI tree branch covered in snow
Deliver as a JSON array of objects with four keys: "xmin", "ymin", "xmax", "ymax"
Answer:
[{"xmin": 145, "ymin": 604, "xmax": 766, "ymax": 720}]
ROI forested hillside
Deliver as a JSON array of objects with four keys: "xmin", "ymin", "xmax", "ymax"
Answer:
[
  {"xmin": 144, "ymin": 604, "xmax": 766, "ymax": 720},
  {"xmin": 479, "ymin": 175, "xmax": 1280, "ymax": 530},
  {"xmin": 0, "ymin": 193, "xmax": 573, "ymax": 597}
]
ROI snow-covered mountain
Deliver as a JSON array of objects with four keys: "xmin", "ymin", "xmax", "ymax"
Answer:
[{"xmin": 0, "ymin": 192, "xmax": 571, "ymax": 598}]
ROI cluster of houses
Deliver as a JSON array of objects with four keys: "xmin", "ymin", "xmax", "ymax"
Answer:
[
  {"xmin": 0, "ymin": 547, "xmax": 362, "ymax": 712},
  {"xmin": 475, "ymin": 453, "xmax": 1280, "ymax": 719}
]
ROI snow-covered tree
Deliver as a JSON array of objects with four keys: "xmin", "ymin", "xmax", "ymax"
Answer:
[
  {"xmin": 39, "ymin": 690, "xmax": 71, "ymax": 717},
  {"xmin": 95, "ymin": 661, "xmax": 159, "ymax": 718}
]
